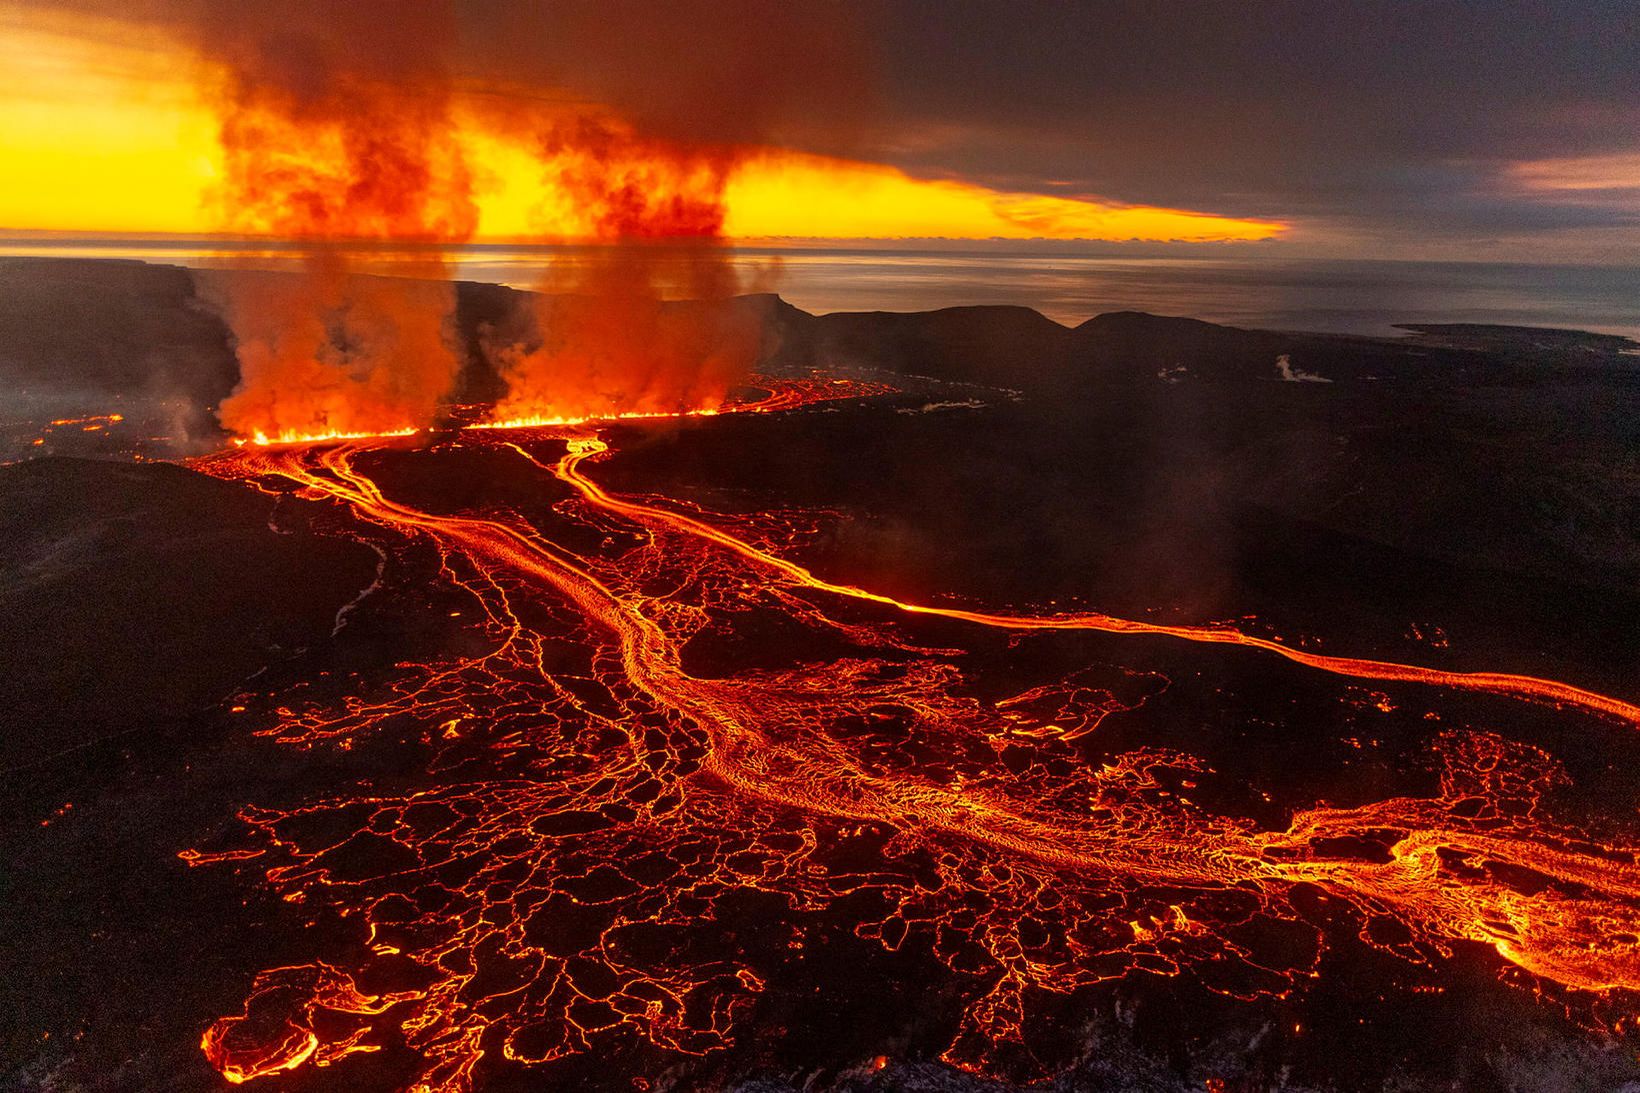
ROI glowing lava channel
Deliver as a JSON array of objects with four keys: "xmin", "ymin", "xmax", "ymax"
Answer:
[
  {"xmin": 546, "ymin": 437, "xmax": 1639, "ymax": 728},
  {"xmin": 186, "ymin": 378, "xmax": 1640, "ymax": 1091}
]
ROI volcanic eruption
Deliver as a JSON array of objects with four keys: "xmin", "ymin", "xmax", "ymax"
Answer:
[
  {"xmin": 5, "ymin": 4, "xmax": 1640, "ymax": 1093},
  {"xmin": 167, "ymin": 0, "xmax": 866, "ymax": 445},
  {"xmin": 111, "ymin": 5, "xmax": 1640, "ymax": 1087},
  {"xmin": 187, "ymin": 0, "xmax": 478, "ymax": 444}
]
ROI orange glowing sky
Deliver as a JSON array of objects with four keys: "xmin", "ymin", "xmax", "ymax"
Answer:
[{"xmin": 0, "ymin": 5, "xmax": 1285, "ymax": 244}]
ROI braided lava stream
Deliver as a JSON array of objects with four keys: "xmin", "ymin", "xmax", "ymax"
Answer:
[{"xmin": 186, "ymin": 380, "xmax": 1640, "ymax": 1090}]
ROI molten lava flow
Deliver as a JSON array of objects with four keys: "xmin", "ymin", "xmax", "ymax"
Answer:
[
  {"xmin": 222, "ymin": 374, "xmax": 892, "ymax": 447},
  {"xmin": 233, "ymin": 426, "xmax": 422, "ymax": 448},
  {"xmin": 187, "ymin": 378, "xmax": 1640, "ymax": 1090},
  {"xmin": 549, "ymin": 437, "xmax": 1640, "ymax": 727},
  {"xmin": 200, "ymin": 963, "xmax": 417, "ymax": 1084}
]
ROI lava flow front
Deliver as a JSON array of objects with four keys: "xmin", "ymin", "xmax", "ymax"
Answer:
[{"xmin": 184, "ymin": 378, "xmax": 1640, "ymax": 1091}]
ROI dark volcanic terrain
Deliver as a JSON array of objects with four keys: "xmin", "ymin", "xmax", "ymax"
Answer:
[{"xmin": 2, "ymin": 258, "xmax": 1639, "ymax": 1092}]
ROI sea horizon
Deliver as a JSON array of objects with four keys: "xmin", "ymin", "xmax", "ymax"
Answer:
[{"xmin": 4, "ymin": 233, "xmax": 1639, "ymax": 340}]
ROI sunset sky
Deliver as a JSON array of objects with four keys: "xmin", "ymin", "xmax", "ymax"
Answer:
[{"xmin": 2, "ymin": 1, "xmax": 1636, "ymax": 260}]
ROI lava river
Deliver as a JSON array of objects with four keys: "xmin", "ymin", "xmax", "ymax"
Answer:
[{"xmin": 184, "ymin": 379, "xmax": 1640, "ymax": 1091}]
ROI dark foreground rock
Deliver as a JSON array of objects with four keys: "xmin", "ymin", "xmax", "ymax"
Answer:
[{"xmin": 0, "ymin": 456, "xmax": 376, "ymax": 766}]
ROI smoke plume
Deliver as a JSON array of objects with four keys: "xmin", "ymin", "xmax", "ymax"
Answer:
[
  {"xmin": 148, "ymin": 0, "xmax": 870, "ymax": 440},
  {"xmin": 180, "ymin": 1, "xmax": 476, "ymax": 441},
  {"xmin": 475, "ymin": 111, "xmax": 758, "ymax": 424}
]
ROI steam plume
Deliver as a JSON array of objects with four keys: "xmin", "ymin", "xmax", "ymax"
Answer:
[
  {"xmin": 460, "ymin": 0, "xmax": 870, "ymax": 426},
  {"xmin": 184, "ymin": 1, "xmax": 476, "ymax": 441},
  {"xmin": 132, "ymin": 0, "xmax": 868, "ymax": 440},
  {"xmin": 477, "ymin": 113, "xmax": 762, "ymax": 424}
]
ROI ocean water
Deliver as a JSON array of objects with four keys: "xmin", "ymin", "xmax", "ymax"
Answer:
[{"xmin": 4, "ymin": 237, "xmax": 1638, "ymax": 338}]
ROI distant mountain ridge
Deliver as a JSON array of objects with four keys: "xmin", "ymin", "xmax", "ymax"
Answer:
[{"xmin": 3, "ymin": 256, "xmax": 1637, "ymax": 459}]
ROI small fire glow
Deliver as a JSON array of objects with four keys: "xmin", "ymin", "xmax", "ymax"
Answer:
[
  {"xmin": 28, "ymin": 412, "xmax": 132, "ymax": 450},
  {"xmin": 49, "ymin": 413, "xmax": 124, "ymax": 428}
]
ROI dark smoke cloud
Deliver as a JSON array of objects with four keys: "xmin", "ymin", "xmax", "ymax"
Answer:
[
  {"xmin": 34, "ymin": 0, "xmax": 876, "ymax": 154},
  {"xmin": 852, "ymin": 0, "xmax": 1640, "ymax": 245},
  {"xmin": 458, "ymin": 1, "xmax": 875, "ymax": 152}
]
